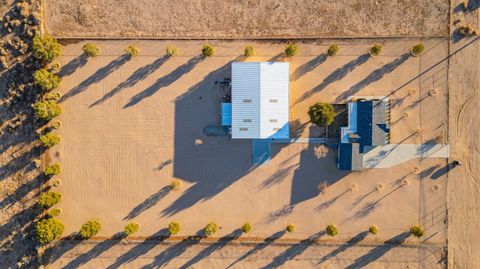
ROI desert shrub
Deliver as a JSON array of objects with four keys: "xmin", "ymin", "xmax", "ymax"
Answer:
[
  {"xmin": 204, "ymin": 222, "xmax": 218, "ymax": 237},
  {"xmin": 125, "ymin": 45, "xmax": 139, "ymax": 57},
  {"xmin": 33, "ymin": 34, "xmax": 61, "ymax": 63},
  {"xmin": 82, "ymin": 43, "xmax": 100, "ymax": 57},
  {"xmin": 369, "ymin": 225, "xmax": 379, "ymax": 235},
  {"xmin": 44, "ymin": 163, "xmax": 61, "ymax": 176},
  {"xmin": 35, "ymin": 218, "xmax": 64, "ymax": 244},
  {"xmin": 410, "ymin": 225, "xmax": 424, "ymax": 238},
  {"xmin": 34, "ymin": 69, "xmax": 61, "ymax": 91},
  {"xmin": 40, "ymin": 132, "xmax": 60, "ymax": 148},
  {"xmin": 124, "ymin": 222, "xmax": 140, "ymax": 236},
  {"xmin": 38, "ymin": 191, "xmax": 62, "ymax": 208},
  {"xmin": 308, "ymin": 102, "xmax": 335, "ymax": 127},
  {"xmin": 326, "ymin": 224, "xmax": 338, "ymax": 236},
  {"xmin": 285, "ymin": 43, "xmax": 298, "ymax": 57},
  {"xmin": 242, "ymin": 222, "xmax": 252, "ymax": 233},
  {"xmin": 48, "ymin": 208, "xmax": 61, "ymax": 218},
  {"xmin": 33, "ymin": 100, "xmax": 62, "ymax": 120},
  {"xmin": 369, "ymin": 44, "xmax": 382, "ymax": 56},
  {"xmin": 80, "ymin": 220, "xmax": 102, "ymax": 239},
  {"xmin": 166, "ymin": 45, "xmax": 178, "ymax": 56},
  {"xmin": 170, "ymin": 179, "xmax": 181, "ymax": 191},
  {"xmin": 286, "ymin": 224, "xmax": 295, "ymax": 232},
  {"xmin": 168, "ymin": 222, "xmax": 180, "ymax": 235},
  {"xmin": 411, "ymin": 44, "xmax": 425, "ymax": 56},
  {"xmin": 202, "ymin": 44, "xmax": 215, "ymax": 57},
  {"xmin": 244, "ymin": 45, "xmax": 255, "ymax": 57},
  {"xmin": 328, "ymin": 44, "xmax": 339, "ymax": 56}
]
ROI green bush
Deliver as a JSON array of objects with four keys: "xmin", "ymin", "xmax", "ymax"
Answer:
[
  {"xmin": 285, "ymin": 43, "xmax": 298, "ymax": 57},
  {"xmin": 308, "ymin": 103, "xmax": 335, "ymax": 127},
  {"xmin": 328, "ymin": 44, "xmax": 339, "ymax": 56},
  {"xmin": 369, "ymin": 44, "xmax": 382, "ymax": 56},
  {"xmin": 410, "ymin": 225, "xmax": 424, "ymax": 238},
  {"xmin": 369, "ymin": 225, "xmax": 379, "ymax": 235},
  {"xmin": 166, "ymin": 45, "xmax": 179, "ymax": 56},
  {"xmin": 44, "ymin": 163, "xmax": 61, "ymax": 176},
  {"xmin": 38, "ymin": 191, "xmax": 62, "ymax": 208},
  {"xmin": 244, "ymin": 45, "xmax": 255, "ymax": 57},
  {"xmin": 411, "ymin": 44, "xmax": 425, "ymax": 56},
  {"xmin": 34, "ymin": 69, "xmax": 61, "ymax": 91},
  {"xmin": 170, "ymin": 179, "xmax": 181, "ymax": 191},
  {"xmin": 80, "ymin": 220, "xmax": 102, "ymax": 239},
  {"xmin": 204, "ymin": 222, "xmax": 218, "ymax": 237},
  {"xmin": 32, "ymin": 34, "xmax": 61, "ymax": 63},
  {"xmin": 35, "ymin": 218, "xmax": 64, "ymax": 244},
  {"xmin": 40, "ymin": 132, "xmax": 60, "ymax": 148},
  {"xmin": 202, "ymin": 44, "xmax": 216, "ymax": 57},
  {"xmin": 326, "ymin": 224, "xmax": 338, "ymax": 236},
  {"xmin": 48, "ymin": 208, "xmax": 61, "ymax": 218},
  {"xmin": 125, "ymin": 45, "xmax": 139, "ymax": 57},
  {"xmin": 168, "ymin": 222, "xmax": 180, "ymax": 235},
  {"xmin": 286, "ymin": 224, "xmax": 295, "ymax": 232},
  {"xmin": 82, "ymin": 43, "xmax": 100, "ymax": 57},
  {"xmin": 242, "ymin": 222, "xmax": 252, "ymax": 233},
  {"xmin": 33, "ymin": 100, "xmax": 62, "ymax": 120},
  {"xmin": 124, "ymin": 222, "xmax": 140, "ymax": 236}
]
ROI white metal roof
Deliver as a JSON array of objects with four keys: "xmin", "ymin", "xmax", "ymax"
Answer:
[{"xmin": 231, "ymin": 62, "xmax": 290, "ymax": 139}]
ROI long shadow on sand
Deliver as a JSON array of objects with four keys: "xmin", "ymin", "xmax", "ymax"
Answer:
[
  {"xmin": 57, "ymin": 55, "xmax": 88, "ymax": 77},
  {"xmin": 123, "ymin": 186, "xmax": 172, "ymax": 220},
  {"xmin": 292, "ymin": 53, "xmax": 328, "ymax": 81},
  {"xmin": 317, "ymin": 231, "xmax": 369, "ymax": 265}
]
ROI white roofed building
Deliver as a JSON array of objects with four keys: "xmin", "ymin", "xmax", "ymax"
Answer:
[{"xmin": 231, "ymin": 62, "xmax": 290, "ymax": 139}]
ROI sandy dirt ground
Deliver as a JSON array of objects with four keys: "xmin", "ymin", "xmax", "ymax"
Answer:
[
  {"xmin": 43, "ymin": 39, "xmax": 450, "ymax": 268},
  {"xmin": 447, "ymin": 1, "xmax": 480, "ymax": 269},
  {"xmin": 44, "ymin": 0, "xmax": 450, "ymax": 38}
]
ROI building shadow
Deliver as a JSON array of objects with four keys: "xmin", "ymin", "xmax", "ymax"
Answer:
[
  {"xmin": 105, "ymin": 228, "xmax": 169, "ymax": 269},
  {"xmin": 226, "ymin": 230, "xmax": 286, "ymax": 268},
  {"xmin": 61, "ymin": 232, "xmax": 125, "ymax": 268},
  {"xmin": 59, "ymin": 54, "xmax": 129, "ymax": 102},
  {"xmin": 90, "ymin": 56, "xmax": 170, "ymax": 107},
  {"xmin": 260, "ymin": 231, "xmax": 326, "ymax": 269},
  {"xmin": 318, "ymin": 231, "xmax": 369, "ymax": 265},
  {"xmin": 124, "ymin": 186, "xmax": 172, "ymax": 220},
  {"xmin": 345, "ymin": 232, "xmax": 411, "ymax": 269},
  {"xmin": 292, "ymin": 53, "xmax": 328, "ymax": 81},
  {"xmin": 123, "ymin": 55, "xmax": 204, "ymax": 108},
  {"xmin": 295, "ymin": 54, "xmax": 370, "ymax": 105},
  {"xmin": 178, "ymin": 229, "xmax": 242, "ymax": 269},
  {"xmin": 336, "ymin": 53, "xmax": 410, "ymax": 102},
  {"xmin": 57, "ymin": 55, "xmax": 88, "ymax": 77}
]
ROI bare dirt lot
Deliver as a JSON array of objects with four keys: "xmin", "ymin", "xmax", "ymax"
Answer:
[
  {"xmin": 44, "ymin": 0, "xmax": 450, "ymax": 38},
  {"xmin": 44, "ymin": 39, "xmax": 450, "ymax": 268}
]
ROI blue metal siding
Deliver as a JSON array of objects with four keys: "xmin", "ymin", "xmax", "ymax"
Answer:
[{"xmin": 221, "ymin": 103, "xmax": 232, "ymax": 126}]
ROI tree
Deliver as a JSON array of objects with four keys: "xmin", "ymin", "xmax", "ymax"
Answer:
[
  {"xmin": 44, "ymin": 163, "xmax": 61, "ymax": 176},
  {"xmin": 35, "ymin": 218, "xmax": 64, "ymax": 244},
  {"xmin": 202, "ymin": 44, "xmax": 215, "ymax": 57},
  {"xmin": 285, "ymin": 44, "xmax": 298, "ymax": 57},
  {"xmin": 326, "ymin": 224, "xmax": 338, "ymax": 236},
  {"xmin": 168, "ymin": 222, "xmax": 180, "ymax": 235},
  {"xmin": 242, "ymin": 222, "xmax": 252, "ymax": 233},
  {"xmin": 410, "ymin": 225, "xmax": 424, "ymax": 238},
  {"xmin": 286, "ymin": 224, "xmax": 295, "ymax": 232},
  {"xmin": 33, "ymin": 100, "xmax": 62, "ymax": 120},
  {"xmin": 34, "ymin": 69, "xmax": 61, "ymax": 91},
  {"xmin": 125, "ymin": 45, "xmax": 139, "ymax": 57},
  {"xmin": 411, "ymin": 44, "xmax": 425, "ymax": 57},
  {"xmin": 369, "ymin": 44, "xmax": 382, "ymax": 56},
  {"xmin": 308, "ymin": 103, "xmax": 335, "ymax": 127},
  {"xmin": 369, "ymin": 225, "xmax": 379, "ymax": 235},
  {"xmin": 38, "ymin": 191, "xmax": 62, "ymax": 208},
  {"xmin": 40, "ymin": 132, "xmax": 60, "ymax": 148},
  {"xmin": 124, "ymin": 223, "xmax": 140, "ymax": 236},
  {"xmin": 166, "ymin": 45, "xmax": 178, "ymax": 56},
  {"xmin": 80, "ymin": 220, "xmax": 102, "ymax": 239},
  {"xmin": 244, "ymin": 45, "xmax": 255, "ymax": 57},
  {"xmin": 328, "ymin": 44, "xmax": 339, "ymax": 56},
  {"xmin": 32, "ymin": 34, "xmax": 61, "ymax": 63},
  {"xmin": 204, "ymin": 222, "xmax": 218, "ymax": 237},
  {"xmin": 82, "ymin": 43, "xmax": 100, "ymax": 57}
]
